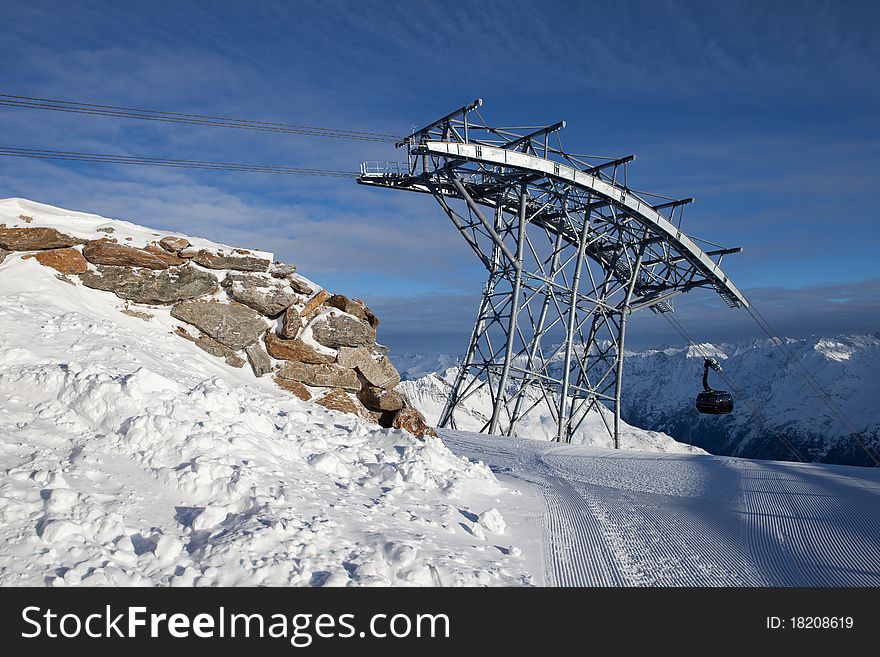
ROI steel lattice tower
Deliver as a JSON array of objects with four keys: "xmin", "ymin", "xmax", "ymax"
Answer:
[{"xmin": 358, "ymin": 100, "xmax": 747, "ymax": 445}]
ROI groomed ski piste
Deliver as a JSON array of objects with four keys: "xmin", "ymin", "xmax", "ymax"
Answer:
[{"xmin": 2, "ymin": 198, "xmax": 879, "ymax": 587}]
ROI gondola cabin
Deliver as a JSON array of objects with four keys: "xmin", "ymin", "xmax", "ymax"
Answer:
[{"xmin": 696, "ymin": 357, "xmax": 733, "ymax": 415}]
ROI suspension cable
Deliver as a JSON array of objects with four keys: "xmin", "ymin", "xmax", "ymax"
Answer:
[
  {"xmin": 743, "ymin": 303, "xmax": 880, "ymax": 466},
  {"xmin": 0, "ymin": 93, "xmax": 400, "ymax": 142},
  {"xmin": 0, "ymin": 146, "xmax": 358, "ymax": 177},
  {"xmin": 662, "ymin": 312, "xmax": 808, "ymax": 463}
]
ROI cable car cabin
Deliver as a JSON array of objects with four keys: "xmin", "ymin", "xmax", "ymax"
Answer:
[
  {"xmin": 696, "ymin": 389, "xmax": 733, "ymax": 414},
  {"xmin": 696, "ymin": 357, "xmax": 733, "ymax": 415}
]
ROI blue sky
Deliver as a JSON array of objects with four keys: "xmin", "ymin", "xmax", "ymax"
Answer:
[{"xmin": 1, "ymin": 0, "xmax": 878, "ymax": 354}]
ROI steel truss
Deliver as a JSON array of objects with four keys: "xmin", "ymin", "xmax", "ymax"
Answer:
[{"xmin": 358, "ymin": 100, "xmax": 747, "ymax": 445}]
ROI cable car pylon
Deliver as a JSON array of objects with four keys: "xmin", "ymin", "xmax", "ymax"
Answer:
[{"xmin": 358, "ymin": 99, "xmax": 747, "ymax": 447}]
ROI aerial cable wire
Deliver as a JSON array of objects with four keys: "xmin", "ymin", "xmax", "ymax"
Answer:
[
  {"xmin": 0, "ymin": 93, "xmax": 400, "ymax": 142},
  {"xmin": 0, "ymin": 146, "xmax": 358, "ymax": 178},
  {"xmin": 742, "ymin": 303, "xmax": 880, "ymax": 466}
]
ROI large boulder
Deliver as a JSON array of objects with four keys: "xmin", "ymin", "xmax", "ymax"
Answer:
[
  {"xmin": 222, "ymin": 273, "xmax": 299, "ymax": 317},
  {"xmin": 171, "ymin": 300, "xmax": 266, "ymax": 350},
  {"xmin": 158, "ymin": 236, "xmax": 190, "ymax": 253},
  {"xmin": 265, "ymin": 333, "xmax": 334, "ymax": 364},
  {"xmin": 82, "ymin": 238, "xmax": 182, "ymax": 270},
  {"xmin": 245, "ymin": 341, "xmax": 272, "ymax": 377},
  {"xmin": 79, "ymin": 264, "xmax": 218, "ymax": 304},
  {"xmin": 276, "ymin": 361, "xmax": 361, "ymax": 391},
  {"xmin": 191, "ymin": 249, "xmax": 270, "ymax": 272},
  {"xmin": 310, "ymin": 313, "xmax": 376, "ymax": 349},
  {"xmin": 22, "ymin": 248, "xmax": 88, "ymax": 274},
  {"xmin": 390, "ymin": 407, "xmax": 437, "ymax": 439},
  {"xmin": 336, "ymin": 346, "xmax": 400, "ymax": 389},
  {"xmin": 272, "ymin": 376, "xmax": 311, "ymax": 401},
  {"xmin": 357, "ymin": 386, "xmax": 405, "ymax": 412},
  {"xmin": 325, "ymin": 294, "xmax": 379, "ymax": 330},
  {"xmin": 0, "ymin": 226, "xmax": 86, "ymax": 250}
]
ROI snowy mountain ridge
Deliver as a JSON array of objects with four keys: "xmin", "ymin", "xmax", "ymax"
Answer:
[{"xmin": 393, "ymin": 333, "xmax": 880, "ymax": 465}]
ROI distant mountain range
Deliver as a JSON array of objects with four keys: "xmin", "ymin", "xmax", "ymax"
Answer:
[{"xmin": 393, "ymin": 333, "xmax": 880, "ymax": 466}]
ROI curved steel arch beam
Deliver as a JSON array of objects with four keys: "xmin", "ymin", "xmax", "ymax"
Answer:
[{"xmin": 420, "ymin": 140, "xmax": 748, "ymax": 308}]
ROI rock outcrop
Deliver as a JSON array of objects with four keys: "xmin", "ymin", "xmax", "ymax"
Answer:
[
  {"xmin": 79, "ymin": 264, "xmax": 218, "ymax": 304},
  {"xmin": 265, "ymin": 333, "xmax": 334, "ymax": 364},
  {"xmin": 171, "ymin": 300, "xmax": 267, "ymax": 350},
  {"xmin": 191, "ymin": 249, "xmax": 270, "ymax": 272},
  {"xmin": 222, "ymin": 273, "xmax": 300, "ymax": 317},
  {"xmin": 83, "ymin": 238, "xmax": 184, "ymax": 270},
  {"xmin": 0, "ymin": 226, "xmax": 86, "ymax": 250},
  {"xmin": 276, "ymin": 361, "xmax": 362, "ymax": 391},
  {"xmin": 0, "ymin": 222, "xmax": 436, "ymax": 438},
  {"xmin": 22, "ymin": 248, "xmax": 88, "ymax": 274},
  {"xmin": 311, "ymin": 313, "xmax": 376, "ymax": 349}
]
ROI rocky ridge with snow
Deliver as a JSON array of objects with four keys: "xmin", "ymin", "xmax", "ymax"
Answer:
[
  {"xmin": 0, "ymin": 199, "xmax": 433, "ymax": 438},
  {"xmin": 0, "ymin": 198, "xmax": 526, "ymax": 587}
]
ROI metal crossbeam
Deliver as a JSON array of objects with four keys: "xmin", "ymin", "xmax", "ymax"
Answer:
[{"xmin": 358, "ymin": 101, "xmax": 745, "ymax": 446}]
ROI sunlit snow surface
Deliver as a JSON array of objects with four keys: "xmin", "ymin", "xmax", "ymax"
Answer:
[{"xmin": 442, "ymin": 431, "xmax": 880, "ymax": 586}]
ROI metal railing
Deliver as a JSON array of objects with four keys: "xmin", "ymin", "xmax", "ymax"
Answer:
[{"xmin": 360, "ymin": 161, "xmax": 408, "ymax": 176}]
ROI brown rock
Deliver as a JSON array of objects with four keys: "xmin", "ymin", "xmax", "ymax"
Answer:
[
  {"xmin": 96, "ymin": 226, "xmax": 115, "ymax": 234},
  {"xmin": 143, "ymin": 244, "xmax": 187, "ymax": 267},
  {"xmin": 315, "ymin": 388, "xmax": 361, "ymax": 415},
  {"xmin": 315, "ymin": 388, "xmax": 375, "ymax": 420},
  {"xmin": 301, "ymin": 289, "xmax": 330, "ymax": 317},
  {"xmin": 357, "ymin": 386, "xmax": 405, "ymax": 412},
  {"xmin": 158, "ymin": 236, "xmax": 190, "ymax": 253},
  {"xmin": 83, "ymin": 238, "xmax": 175, "ymax": 270},
  {"xmin": 191, "ymin": 249, "xmax": 270, "ymax": 272},
  {"xmin": 0, "ymin": 248, "xmax": 10, "ymax": 265},
  {"xmin": 23, "ymin": 248, "xmax": 88, "ymax": 274},
  {"xmin": 78, "ymin": 264, "xmax": 218, "ymax": 304},
  {"xmin": 265, "ymin": 333, "xmax": 335, "ymax": 364},
  {"xmin": 273, "ymin": 376, "xmax": 311, "ymax": 401},
  {"xmin": 276, "ymin": 360, "xmax": 361, "ymax": 391},
  {"xmin": 280, "ymin": 306, "xmax": 302, "ymax": 338},
  {"xmin": 310, "ymin": 313, "xmax": 376, "ymax": 349},
  {"xmin": 325, "ymin": 294, "xmax": 379, "ymax": 329},
  {"xmin": 0, "ymin": 226, "xmax": 86, "ymax": 251},
  {"xmin": 171, "ymin": 300, "xmax": 267, "ymax": 350},
  {"xmin": 245, "ymin": 341, "xmax": 272, "ymax": 377},
  {"xmin": 390, "ymin": 407, "xmax": 437, "ymax": 438}
]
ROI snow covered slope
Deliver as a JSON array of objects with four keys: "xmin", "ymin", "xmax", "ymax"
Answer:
[
  {"xmin": 398, "ymin": 368, "xmax": 704, "ymax": 454},
  {"xmin": 394, "ymin": 335, "xmax": 880, "ymax": 466},
  {"xmin": 0, "ymin": 198, "xmax": 530, "ymax": 586}
]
